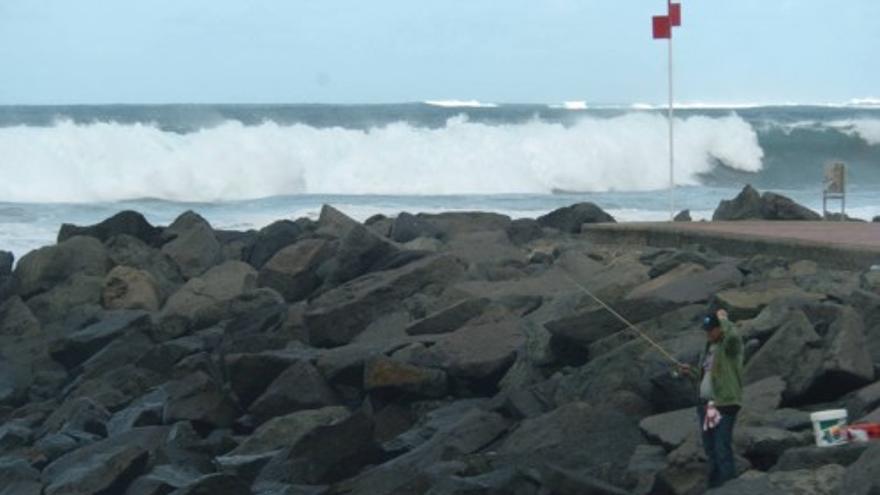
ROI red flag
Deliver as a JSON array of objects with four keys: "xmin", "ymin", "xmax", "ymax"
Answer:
[
  {"xmin": 652, "ymin": 15, "xmax": 671, "ymax": 39},
  {"xmin": 669, "ymin": 3, "xmax": 681, "ymax": 27}
]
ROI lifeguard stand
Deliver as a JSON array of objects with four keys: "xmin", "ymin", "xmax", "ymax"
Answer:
[{"xmin": 822, "ymin": 161, "xmax": 846, "ymax": 220}]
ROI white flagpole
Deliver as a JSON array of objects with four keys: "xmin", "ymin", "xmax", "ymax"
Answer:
[{"xmin": 668, "ymin": 29, "xmax": 675, "ymax": 220}]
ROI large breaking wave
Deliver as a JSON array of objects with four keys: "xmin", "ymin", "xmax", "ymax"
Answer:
[{"xmin": 0, "ymin": 113, "xmax": 768, "ymax": 202}]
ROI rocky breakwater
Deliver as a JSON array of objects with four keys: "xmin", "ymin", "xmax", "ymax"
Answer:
[{"xmin": 0, "ymin": 201, "xmax": 879, "ymax": 494}]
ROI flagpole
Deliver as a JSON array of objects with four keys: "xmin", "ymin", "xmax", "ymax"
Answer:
[{"xmin": 668, "ymin": 26, "xmax": 675, "ymax": 220}]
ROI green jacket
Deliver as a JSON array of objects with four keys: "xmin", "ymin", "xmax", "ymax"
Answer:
[{"xmin": 689, "ymin": 319, "xmax": 744, "ymax": 407}]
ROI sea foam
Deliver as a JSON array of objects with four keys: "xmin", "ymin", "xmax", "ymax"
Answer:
[{"xmin": 0, "ymin": 113, "xmax": 764, "ymax": 202}]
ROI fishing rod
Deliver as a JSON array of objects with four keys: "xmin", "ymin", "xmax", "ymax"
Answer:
[{"xmin": 560, "ymin": 271, "xmax": 684, "ymax": 367}]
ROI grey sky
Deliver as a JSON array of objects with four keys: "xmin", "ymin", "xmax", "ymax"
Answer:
[{"xmin": 0, "ymin": 0, "xmax": 877, "ymax": 105}]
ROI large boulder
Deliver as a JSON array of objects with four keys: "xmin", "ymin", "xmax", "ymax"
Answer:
[
  {"xmin": 331, "ymin": 407, "xmax": 508, "ymax": 494},
  {"xmin": 715, "ymin": 281, "xmax": 824, "ymax": 320},
  {"xmin": 316, "ymin": 204, "xmax": 361, "ymax": 238},
  {"xmin": 225, "ymin": 349, "xmax": 313, "ymax": 409},
  {"xmin": 417, "ymin": 211, "xmax": 512, "ymax": 239},
  {"xmin": 160, "ymin": 211, "xmax": 223, "ymax": 279},
  {"xmin": 258, "ymin": 239, "xmax": 334, "ymax": 302},
  {"xmin": 837, "ymin": 443, "xmax": 880, "ymax": 495},
  {"xmin": 48, "ymin": 310, "xmax": 151, "ymax": 369},
  {"xmin": 537, "ymin": 202, "xmax": 616, "ymax": 233},
  {"xmin": 707, "ymin": 465, "xmax": 845, "ymax": 495},
  {"xmin": 228, "ymin": 406, "xmax": 350, "ymax": 456},
  {"xmin": 41, "ymin": 426, "xmax": 168, "ymax": 495},
  {"xmin": 639, "ymin": 407, "xmax": 696, "ymax": 451},
  {"xmin": 406, "ymin": 316, "xmax": 525, "ymax": 390},
  {"xmin": 161, "ymin": 261, "xmax": 257, "ymax": 322},
  {"xmin": 247, "ymin": 219, "xmax": 304, "ymax": 269},
  {"xmin": 58, "ymin": 210, "xmax": 161, "ymax": 245},
  {"xmin": 364, "ymin": 356, "xmax": 447, "ymax": 397},
  {"xmin": 304, "ymin": 255, "xmax": 465, "ymax": 347},
  {"xmin": 498, "ymin": 401, "xmax": 643, "ymax": 489},
  {"xmin": 167, "ymin": 473, "xmax": 252, "ymax": 495},
  {"xmin": 759, "ymin": 192, "xmax": 821, "ymax": 221},
  {"xmin": 319, "ymin": 223, "xmax": 399, "ymax": 286},
  {"xmin": 773, "ymin": 443, "xmax": 871, "ymax": 471},
  {"xmin": 105, "ymin": 234, "xmax": 184, "ymax": 301},
  {"xmin": 248, "ymin": 360, "xmax": 340, "ymax": 424},
  {"xmin": 162, "ymin": 371, "xmax": 241, "ymax": 429},
  {"xmin": 0, "ymin": 457, "xmax": 41, "ymax": 495},
  {"xmin": 626, "ymin": 262, "xmax": 743, "ymax": 305},
  {"xmin": 390, "ymin": 212, "xmax": 441, "ymax": 243},
  {"xmin": 0, "ymin": 251, "xmax": 14, "ymax": 303},
  {"xmin": 821, "ymin": 306, "xmax": 874, "ymax": 388},
  {"xmin": 712, "ymin": 185, "xmax": 763, "ymax": 221},
  {"xmin": 404, "ymin": 298, "xmax": 490, "ymax": 336},
  {"xmin": 14, "ymin": 236, "xmax": 109, "ymax": 298},
  {"xmin": 101, "ymin": 265, "xmax": 161, "ymax": 311},
  {"xmin": 744, "ymin": 310, "xmax": 824, "ymax": 402}
]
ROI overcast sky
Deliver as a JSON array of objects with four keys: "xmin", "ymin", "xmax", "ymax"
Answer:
[{"xmin": 0, "ymin": 0, "xmax": 877, "ymax": 105}]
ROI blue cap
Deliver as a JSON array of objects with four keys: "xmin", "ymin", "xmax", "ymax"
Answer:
[{"xmin": 702, "ymin": 314, "xmax": 720, "ymax": 331}]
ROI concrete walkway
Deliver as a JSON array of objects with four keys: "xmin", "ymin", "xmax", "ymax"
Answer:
[{"xmin": 581, "ymin": 221, "xmax": 880, "ymax": 270}]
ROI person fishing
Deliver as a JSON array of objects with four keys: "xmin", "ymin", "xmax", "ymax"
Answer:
[{"xmin": 677, "ymin": 309, "xmax": 744, "ymax": 489}]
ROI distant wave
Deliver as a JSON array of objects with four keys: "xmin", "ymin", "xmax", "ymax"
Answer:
[
  {"xmin": 549, "ymin": 101, "xmax": 588, "ymax": 110},
  {"xmin": 828, "ymin": 119, "xmax": 880, "ymax": 145},
  {"xmin": 423, "ymin": 100, "xmax": 498, "ymax": 108},
  {"xmin": 0, "ymin": 113, "xmax": 766, "ymax": 202}
]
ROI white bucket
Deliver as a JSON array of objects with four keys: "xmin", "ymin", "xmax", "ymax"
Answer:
[{"xmin": 810, "ymin": 409, "xmax": 848, "ymax": 447}]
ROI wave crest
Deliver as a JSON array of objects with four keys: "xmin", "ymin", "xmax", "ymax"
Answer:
[{"xmin": 0, "ymin": 113, "xmax": 764, "ymax": 202}]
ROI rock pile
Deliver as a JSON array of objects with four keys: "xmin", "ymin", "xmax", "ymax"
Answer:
[{"xmin": 0, "ymin": 200, "xmax": 878, "ymax": 494}]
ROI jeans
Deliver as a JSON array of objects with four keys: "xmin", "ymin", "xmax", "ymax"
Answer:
[{"xmin": 696, "ymin": 404, "xmax": 739, "ymax": 488}]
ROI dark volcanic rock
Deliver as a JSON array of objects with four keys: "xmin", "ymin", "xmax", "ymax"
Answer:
[
  {"xmin": 101, "ymin": 265, "xmax": 161, "ymax": 311},
  {"xmin": 364, "ymin": 357, "xmax": 447, "ymax": 397},
  {"xmin": 41, "ymin": 426, "xmax": 168, "ymax": 495},
  {"xmin": 169, "ymin": 473, "xmax": 252, "ymax": 495},
  {"xmin": 160, "ymin": 211, "xmax": 223, "ymax": 280},
  {"xmin": 417, "ymin": 211, "xmax": 512, "ymax": 239},
  {"xmin": 162, "ymin": 371, "xmax": 240, "ymax": 429},
  {"xmin": 759, "ymin": 192, "xmax": 821, "ymax": 221},
  {"xmin": 258, "ymin": 239, "xmax": 334, "ymax": 302},
  {"xmin": 537, "ymin": 202, "xmax": 616, "ymax": 233},
  {"xmin": 304, "ymin": 254, "xmax": 465, "ymax": 347},
  {"xmin": 498, "ymin": 401, "xmax": 642, "ymax": 489},
  {"xmin": 0, "ymin": 457, "xmax": 41, "ymax": 495},
  {"xmin": 0, "ymin": 250, "xmax": 12, "ymax": 276},
  {"xmin": 105, "ymin": 234, "xmax": 185, "ymax": 300},
  {"xmin": 14, "ymin": 236, "xmax": 109, "ymax": 298},
  {"xmin": 839, "ymin": 443, "xmax": 880, "ymax": 495},
  {"xmin": 506, "ymin": 218, "xmax": 544, "ymax": 245},
  {"xmin": 58, "ymin": 210, "xmax": 161, "ymax": 245},
  {"xmin": 49, "ymin": 310, "xmax": 151, "ymax": 369},
  {"xmin": 712, "ymin": 184, "xmax": 762, "ymax": 221},
  {"xmin": 161, "ymin": 261, "xmax": 257, "ymax": 324},
  {"xmin": 320, "ymin": 223, "xmax": 399, "ymax": 287},
  {"xmin": 225, "ymin": 350, "xmax": 311, "ymax": 409},
  {"xmin": 248, "ymin": 360, "xmax": 340, "ymax": 424},
  {"xmin": 256, "ymin": 411, "xmax": 380, "ymax": 486},
  {"xmin": 229, "ymin": 406, "xmax": 349, "ymax": 457},
  {"xmin": 390, "ymin": 212, "xmax": 441, "ymax": 243},
  {"xmin": 673, "ymin": 209, "xmax": 692, "ymax": 222},
  {"xmin": 404, "ymin": 297, "xmax": 490, "ymax": 336},
  {"xmin": 772, "ymin": 443, "xmax": 870, "ymax": 471},
  {"xmin": 247, "ymin": 220, "xmax": 304, "ymax": 269}
]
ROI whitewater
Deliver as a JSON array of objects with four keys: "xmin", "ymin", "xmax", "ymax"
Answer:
[{"xmin": 1, "ymin": 103, "xmax": 878, "ymax": 259}]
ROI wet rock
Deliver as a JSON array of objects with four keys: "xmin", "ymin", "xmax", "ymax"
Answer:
[
  {"xmin": 225, "ymin": 350, "xmax": 311, "ymax": 409},
  {"xmin": 58, "ymin": 210, "xmax": 161, "ymax": 245},
  {"xmin": 248, "ymin": 361, "xmax": 340, "ymax": 424},
  {"xmin": 506, "ymin": 218, "xmax": 544, "ymax": 245},
  {"xmin": 41, "ymin": 397, "xmax": 110, "ymax": 437},
  {"xmin": 715, "ymin": 281, "xmax": 824, "ymax": 320},
  {"xmin": 0, "ymin": 422, "xmax": 32, "ymax": 454},
  {"xmin": 124, "ymin": 464, "xmax": 200, "ymax": 495},
  {"xmin": 316, "ymin": 204, "xmax": 360, "ymax": 238},
  {"xmin": 106, "ymin": 389, "xmax": 166, "ymax": 436},
  {"xmin": 304, "ymin": 255, "xmax": 465, "ymax": 347},
  {"xmin": 417, "ymin": 211, "xmax": 512, "ymax": 239},
  {"xmin": 248, "ymin": 220, "xmax": 305, "ymax": 269},
  {"xmin": 102, "ymin": 265, "xmax": 161, "ymax": 311},
  {"xmin": 258, "ymin": 240, "xmax": 334, "ymax": 302},
  {"xmin": 364, "ymin": 357, "xmax": 447, "ymax": 397},
  {"xmin": 161, "ymin": 211, "xmax": 223, "ymax": 280}
]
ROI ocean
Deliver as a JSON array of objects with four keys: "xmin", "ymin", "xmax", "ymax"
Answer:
[{"xmin": 1, "ymin": 101, "xmax": 879, "ymax": 261}]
